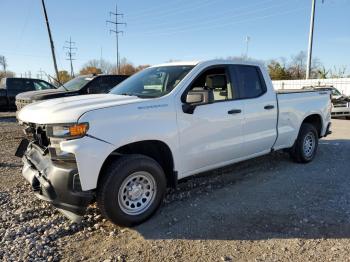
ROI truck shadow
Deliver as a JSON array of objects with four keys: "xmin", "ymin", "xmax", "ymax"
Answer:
[{"xmin": 134, "ymin": 139, "xmax": 350, "ymax": 240}]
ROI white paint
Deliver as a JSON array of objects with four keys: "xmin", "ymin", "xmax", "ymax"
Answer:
[{"xmin": 18, "ymin": 60, "xmax": 331, "ymax": 190}]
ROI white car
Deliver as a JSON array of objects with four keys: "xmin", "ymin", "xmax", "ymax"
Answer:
[{"xmin": 16, "ymin": 60, "xmax": 332, "ymax": 226}]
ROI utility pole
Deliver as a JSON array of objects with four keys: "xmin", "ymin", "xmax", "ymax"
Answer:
[
  {"xmin": 107, "ymin": 2, "xmax": 126, "ymax": 74},
  {"xmin": 306, "ymin": 0, "xmax": 316, "ymax": 79},
  {"xmin": 64, "ymin": 37, "xmax": 77, "ymax": 77},
  {"xmin": 41, "ymin": 0, "xmax": 59, "ymax": 81},
  {"xmin": 38, "ymin": 68, "xmax": 45, "ymax": 79},
  {"xmin": 245, "ymin": 36, "xmax": 251, "ymax": 59},
  {"xmin": 100, "ymin": 46, "xmax": 103, "ymax": 72}
]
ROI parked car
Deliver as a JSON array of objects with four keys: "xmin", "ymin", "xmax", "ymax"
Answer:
[
  {"xmin": 0, "ymin": 77, "xmax": 55, "ymax": 111},
  {"xmin": 302, "ymin": 86, "xmax": 350, "ymax": 118},
  {"xmin": 16, "ymin": 60, "xmax": 331, "ymax": 226},
  {"xmin": 15, "ymin": 74, "xmax": 129, "ymax": 111}
]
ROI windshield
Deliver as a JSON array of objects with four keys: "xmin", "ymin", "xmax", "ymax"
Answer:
[
  {"xmin": 110, "ymin": 65, "xmax": 194, "ymax": 98},
  {"xmin": 58, "ymin": 76, "xmax": 92, "ymax": 91},
  {"xmin": 331, "ymin": 88, "xmax": 342, "ymax": 96}
]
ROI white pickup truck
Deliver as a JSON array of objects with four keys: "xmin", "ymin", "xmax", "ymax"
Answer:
[{"xmin": 16, "ymin": 60, "xmax": 332, "ymax": 226}]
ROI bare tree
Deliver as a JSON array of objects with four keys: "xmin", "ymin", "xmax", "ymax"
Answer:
[
  {"xmin": 330, "ymin": 66, "xmax": 347, "ymax": 78},
  {"xmin": 82, "ymin": 59, "xmax": 114, "ymax": 74},
  {"xmin": 288, "ymin": 51, "xmax": 306, "ymax": 79}
]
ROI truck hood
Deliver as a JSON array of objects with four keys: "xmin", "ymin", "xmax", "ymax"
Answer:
[
  {"xmin": 17, "ymin": 94, "xmax": 143, "ymax": 124},
  {"xmin": 16, "ymin": 89, "xmax": 77, "ymax": 101}
]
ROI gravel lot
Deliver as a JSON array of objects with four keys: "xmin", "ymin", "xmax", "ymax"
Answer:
[{"xmin": 1, "ymin": 115, "xmax": 350, "ymax": 261}]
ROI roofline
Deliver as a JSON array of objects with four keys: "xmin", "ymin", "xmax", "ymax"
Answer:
[
  {"xmin": 151, "ymin": 59, "xmax": 265, "ymax": 68},
  {"xmin": 151, "ymin": 61, "xmax": 200, "ymax": 67}
]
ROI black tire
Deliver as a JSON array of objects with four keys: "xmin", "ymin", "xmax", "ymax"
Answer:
[
  {"xmin": 289, "ymin": 123, "xmax": 319, "ymax": 163},
  {"xmin": 97, "ymin": 154, "xmax": 166, "ymax": 227}
]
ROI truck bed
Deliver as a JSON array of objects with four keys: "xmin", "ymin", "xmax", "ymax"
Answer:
[{"xmin": 273, "ymin": 89, "xmax": 331, "ymax": 151}]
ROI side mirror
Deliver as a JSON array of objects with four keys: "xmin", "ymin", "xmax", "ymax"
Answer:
[
  {"xmin": 183, "ymin": 89, "xmax": 213, "ymax": 114},
  {"xmin": 186, "ymin": 92, "xmax": 204, "ymax": 104}
]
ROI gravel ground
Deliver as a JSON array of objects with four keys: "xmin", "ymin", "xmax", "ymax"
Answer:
[{"xmin": 1, "ymin": 118, "xmax": 350, "ymax": 261}]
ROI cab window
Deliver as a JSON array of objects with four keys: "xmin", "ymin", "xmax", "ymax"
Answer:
[
  {"xmin": 188, "ymin": 67, "xmax": 236, "ymax": 102},
  {"xmin": 7, "ymin": 79, "xmax": 34, "ymax": 92},
  {"xmin": 230, "ymin": 65, "xmax": 266, "ymax": 99}
]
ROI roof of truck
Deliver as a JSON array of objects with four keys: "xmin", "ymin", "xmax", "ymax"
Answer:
[
  {"xmin": 152, "ymin": 59, "xmax": 264, "ymax": 68},
  {"xmin": 152, "ymin": 61, "xmax": 200, "ymax": 67}
]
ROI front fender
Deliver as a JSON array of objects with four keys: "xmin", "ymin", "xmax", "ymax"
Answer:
[{"xmin": 60, "ymin": 136, "xmax": 115, "ymax": 191}]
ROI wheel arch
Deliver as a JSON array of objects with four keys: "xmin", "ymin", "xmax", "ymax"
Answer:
[
  {"xmin": 98, "ymin": 140, "xmax": 177, "ymax": 189},
  {"xmin": 301, "ymin": 113, "xmax": 323, "ymax": 138}
]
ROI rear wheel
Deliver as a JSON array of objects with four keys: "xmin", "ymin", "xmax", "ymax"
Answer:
[
  {"xmin": 97, "ymin": 154, "xmax": 166, "ymax": 226},
  {"xmin": 289, "ymin": 123, "xmax": 319, "ymax": 163}
]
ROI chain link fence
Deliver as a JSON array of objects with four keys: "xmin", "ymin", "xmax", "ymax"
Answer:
[{"xmin": 273, "ymin": 78, "xmax": 350, "ymax": 96}]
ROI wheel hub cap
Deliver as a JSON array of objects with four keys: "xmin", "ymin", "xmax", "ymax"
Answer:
[
  {"xmin": 127, "ymin": 184, "xmax": 143, "ymax": 200},
  {"xmin": 303, "ymin": 132, "xmax": 315, "ymax": 158},
  {"xmin": 118, "ymin": 171, "xmax": 156, "ymax": 216}
]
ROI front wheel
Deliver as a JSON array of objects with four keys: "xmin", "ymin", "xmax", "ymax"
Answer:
[
  {"xmin": 97, "ymin": 154, "xmax": 166, "ymax": 226},
  {"xmin": 289, "ymin": 123, "xmax": 319, "ymax": 163}
]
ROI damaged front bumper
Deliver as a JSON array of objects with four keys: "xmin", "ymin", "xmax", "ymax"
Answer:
[{"xmin": 21, "ymin": 143, "xmax": 93, "ymax": 222}]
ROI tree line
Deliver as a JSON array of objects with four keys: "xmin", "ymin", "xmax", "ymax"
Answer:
[
  {"xmin": 1, "ymin": 52, "xmax": 349, "ymax": 84},
  {"xmin": 58, "ymin": 58, "xmax": 150, "ymax": 84},
  {"xmin": 266, "ymin": 51, "xmax": 348, "ymax": 80}
]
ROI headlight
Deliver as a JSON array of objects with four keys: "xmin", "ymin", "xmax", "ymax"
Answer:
[{"xmin": 46, "ymin": 123, "xmax": 89, "ymax": 139}]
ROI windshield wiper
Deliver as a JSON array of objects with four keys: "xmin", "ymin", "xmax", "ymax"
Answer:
[{"xmin": 46, "ymin": 74, "xmax": 68, "ymax": 91}]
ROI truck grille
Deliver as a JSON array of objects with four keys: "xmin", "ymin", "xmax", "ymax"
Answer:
[
  {"xmin": 333, "ymin": 102, "xmax": 348, "ymax": 108},
  {"xmin": 16, "ymin": 99, "xmax": 33, "ymax": 111}
]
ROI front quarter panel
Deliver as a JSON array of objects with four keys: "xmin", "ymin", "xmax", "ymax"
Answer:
[{"xmin": 70, "ymin": 97, "xmax": 179, "ymax": 190}]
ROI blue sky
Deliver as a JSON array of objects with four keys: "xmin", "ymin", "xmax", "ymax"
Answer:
[{"xmin": 0, "ymin": 0, "xmax": 349, "ymax": 77}]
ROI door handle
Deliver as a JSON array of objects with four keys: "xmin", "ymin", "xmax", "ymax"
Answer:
[
  {"xmin": 228, "ymin": 109, "xmax": 242, "ymax": 114},
  {"xmin": 264, "ymin": 105, "xmax": 275, "ymax": 110}
]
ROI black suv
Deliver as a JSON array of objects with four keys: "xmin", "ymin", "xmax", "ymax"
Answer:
[
  {"xmin": 16, "ymin": 74, "xmax": 129, "ymax": 111},
  {"xmin": 0, "ymin": 78, "xmax": 55, "ymax": 111}
]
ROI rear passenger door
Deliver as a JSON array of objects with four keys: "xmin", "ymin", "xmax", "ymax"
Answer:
[{"xmin": 230, "ymin": 65, "xmax": 277, "ymax": 156}]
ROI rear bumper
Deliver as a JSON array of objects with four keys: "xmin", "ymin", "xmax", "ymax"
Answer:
[{"xmin": 22, "ymin": 144, "xmax": 93, "ymax": 222}]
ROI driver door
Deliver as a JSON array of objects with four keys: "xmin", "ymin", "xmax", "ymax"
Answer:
[{"xmin": 176, "ymin": 66, "xmax": 245, "ymax": 176}]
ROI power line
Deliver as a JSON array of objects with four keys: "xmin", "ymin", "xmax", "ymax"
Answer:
[
  {"xmin": 128, "ymin": 0, "xmax": 217, "ymax": 22},
  {"xmin": 64, "ymin": 37, "xmax": 77, "ymax": 77},
  {"xmin": 107, "ymin": 2, "xmax": 126, "ymax": 74},
  {"xmin": 132, "ymin": 4, "xmax": 308, "ymax": 37},
  {"xmin": 128, "ymin": 0, "xmax": 278, "ymax": 31}
]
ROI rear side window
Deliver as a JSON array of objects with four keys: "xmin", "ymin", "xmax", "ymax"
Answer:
[
  {"xmin": 230, "ymin": 65, "xmax": 266, "ymax": 99},
  {"xmin": 100, "ymin": 76, "xmax": 125, "ymax": 93},
  {"xmin": 7, "ymin": 79, "xmax": 34, "ymax": 92}
]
